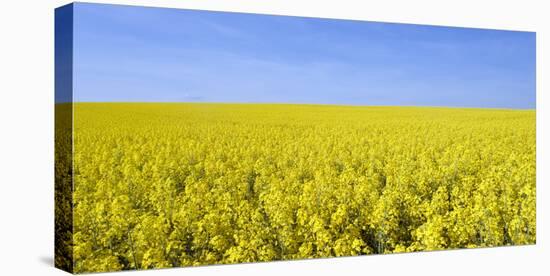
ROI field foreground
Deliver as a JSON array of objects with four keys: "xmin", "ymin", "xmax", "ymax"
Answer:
[{"xmin": 70, "ymin": 103, "xmax": 535, "ymax": 272}]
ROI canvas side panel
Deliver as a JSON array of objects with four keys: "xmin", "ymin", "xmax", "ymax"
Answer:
[{"xmin": 55, "ymin": 3, "xmax": 74, "ymax": 273}]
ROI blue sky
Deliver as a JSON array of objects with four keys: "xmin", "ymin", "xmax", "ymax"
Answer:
[{"xmin": 72, "ymin": 3, "xmax": 536, "ymax": 108}]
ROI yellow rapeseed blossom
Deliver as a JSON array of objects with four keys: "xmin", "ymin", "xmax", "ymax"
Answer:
[{"xmin": 69, "ymin": 103, "xmax": 535, "ymax": 272}]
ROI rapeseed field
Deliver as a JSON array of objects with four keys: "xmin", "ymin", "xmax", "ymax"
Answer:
[{"xmin": 69, "ymin": 103, "xmax": 535, "ymax": 272}]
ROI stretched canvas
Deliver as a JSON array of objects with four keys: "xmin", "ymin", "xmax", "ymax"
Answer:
[{"xmin": 55, "ymin": 2, "xmax": 536, "ymax": 274}]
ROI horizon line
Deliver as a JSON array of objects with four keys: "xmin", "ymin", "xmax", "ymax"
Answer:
[{"xmin": 57, "ymin": 101, "xmax": 536, "ymax": 110}]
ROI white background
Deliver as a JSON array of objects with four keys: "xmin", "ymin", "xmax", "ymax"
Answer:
[{"xmin": 0, "ymin": 0, "xmax": 547, "ymax": 275}]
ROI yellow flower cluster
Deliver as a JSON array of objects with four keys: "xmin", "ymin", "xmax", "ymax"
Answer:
[{"xmin": 69, "ymin": 103, "xmax": 535, "ymax": 273}]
